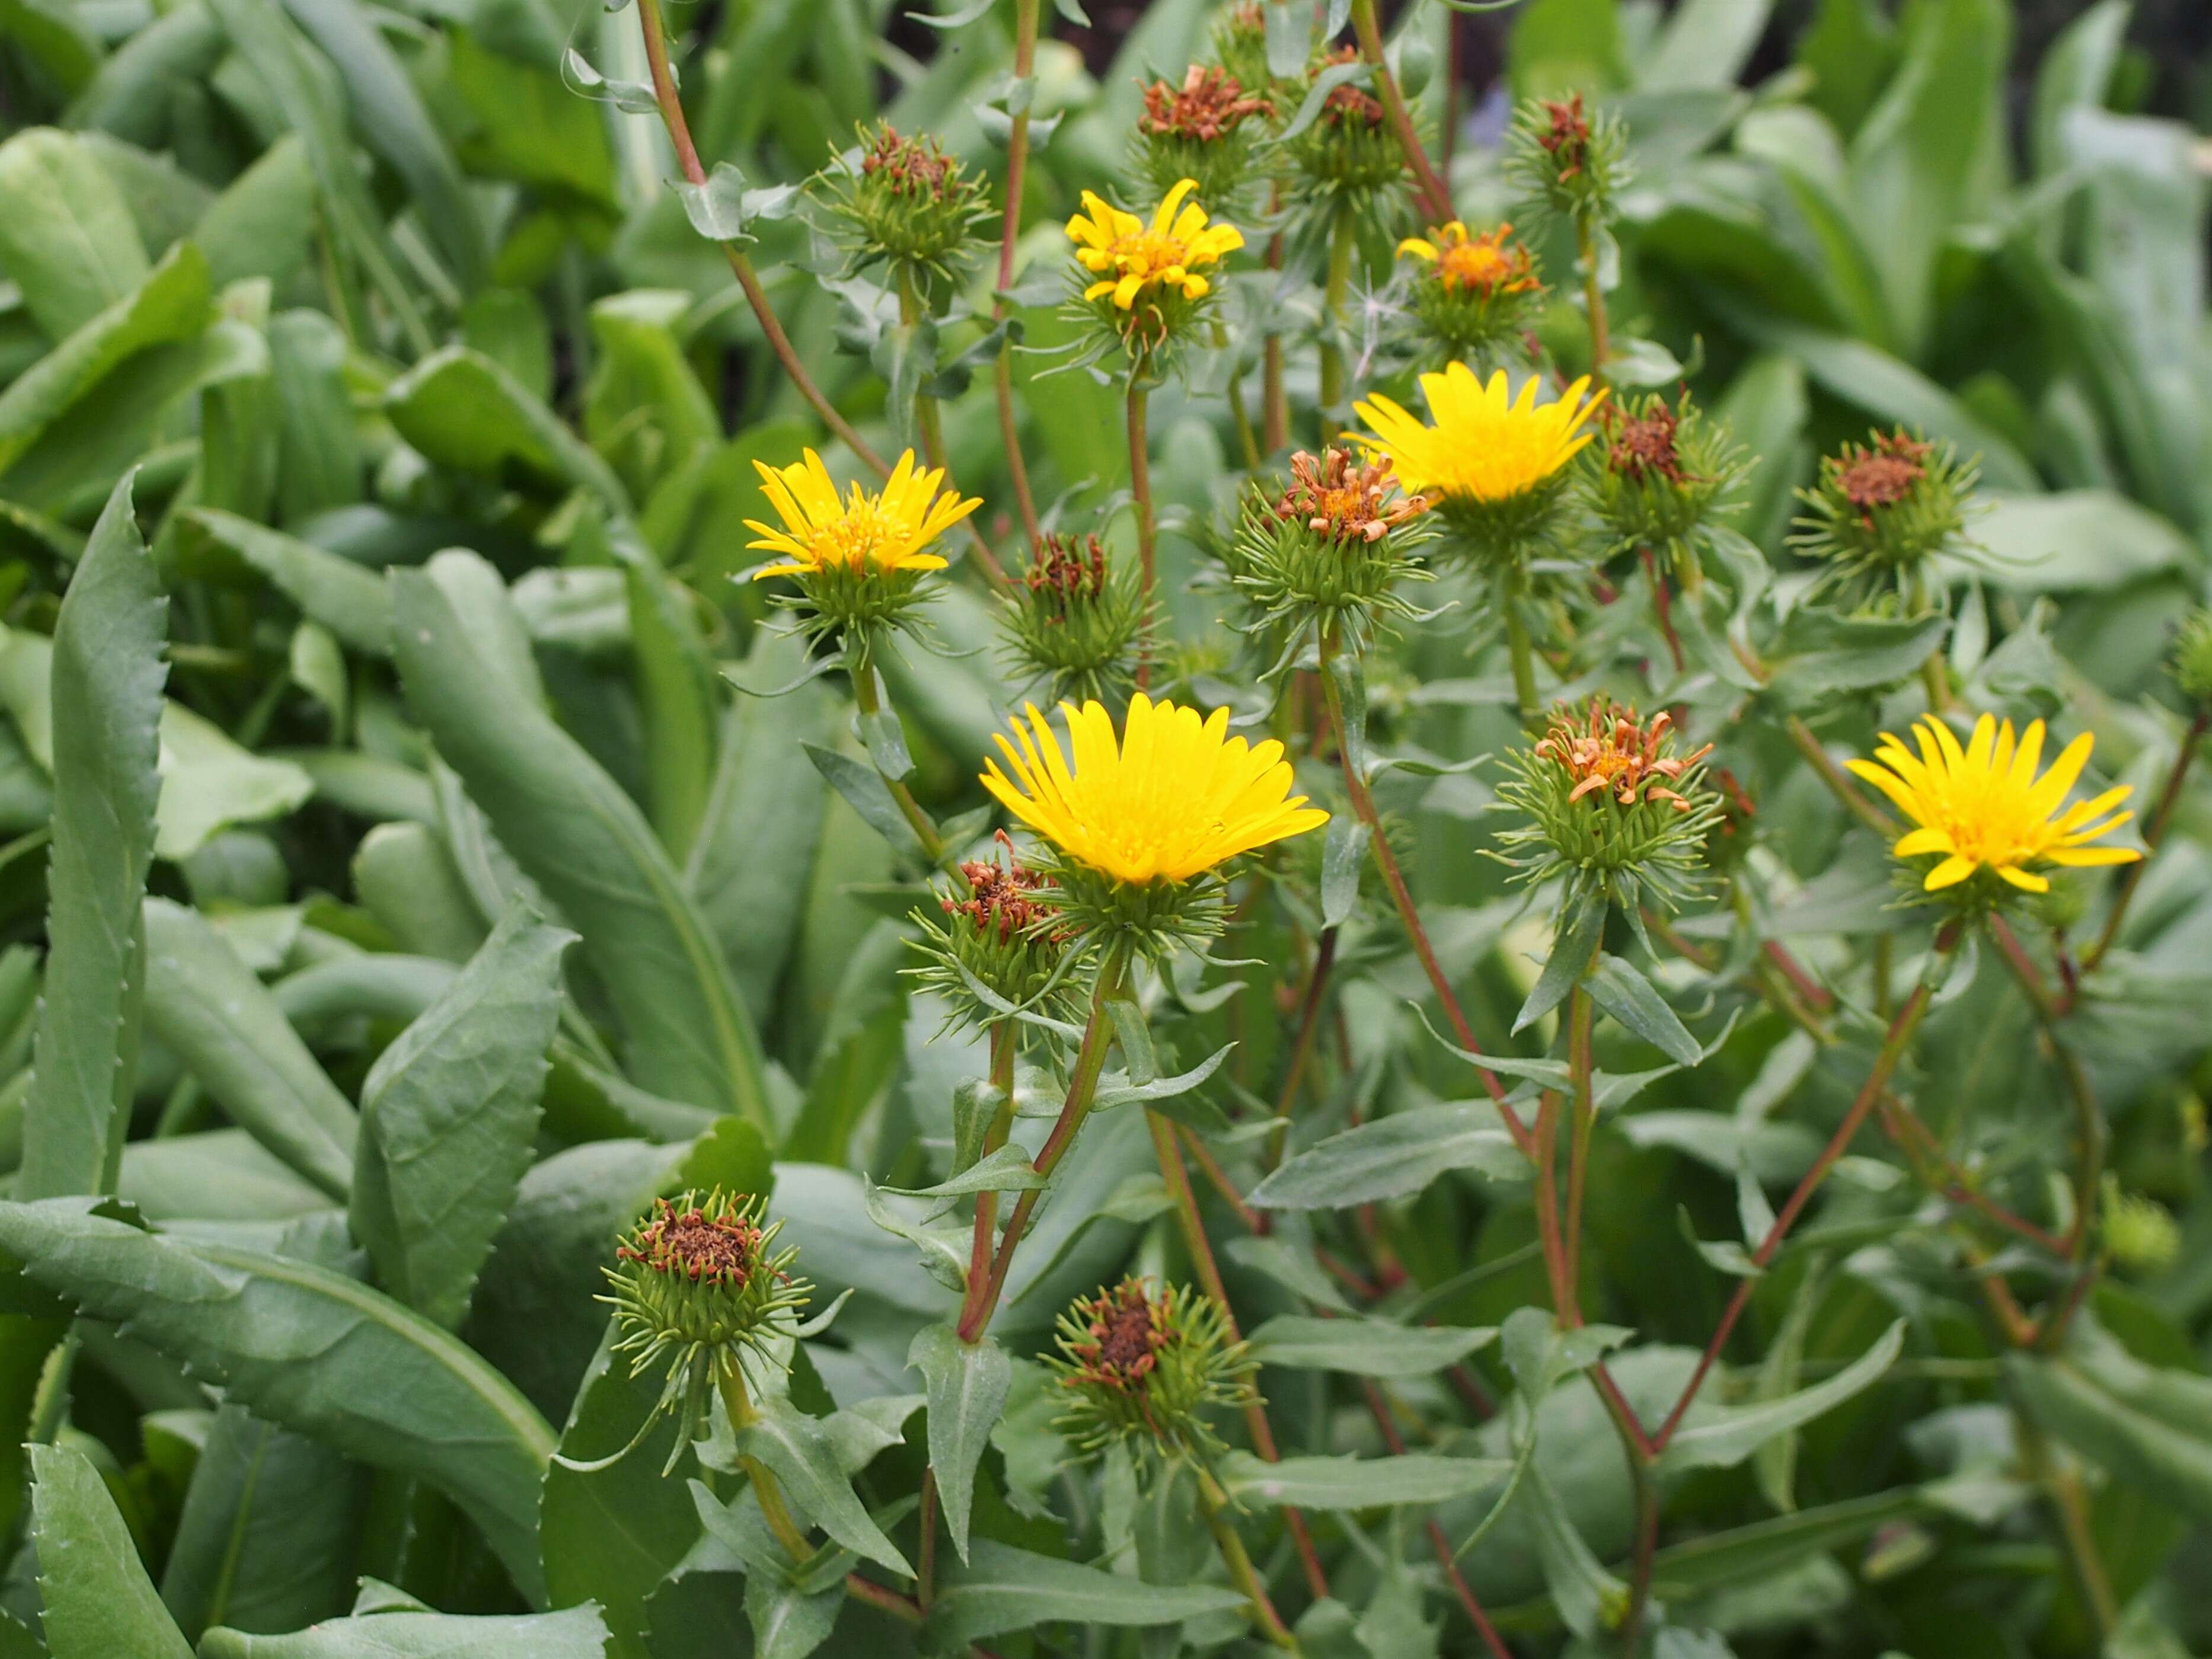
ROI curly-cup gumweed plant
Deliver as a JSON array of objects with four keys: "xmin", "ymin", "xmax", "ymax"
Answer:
[{"xmin": 0, "ymin": 3, "xmax": 2205, "ymax": 1659}]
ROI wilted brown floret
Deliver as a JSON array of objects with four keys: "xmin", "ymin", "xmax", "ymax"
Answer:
[
  {"xmin": 1316, "ymin": 47, "xmax": 1385, "ymax": 128},
  {"xmin": 946, "ymin": 831, "xmax": 1062, "ymax": 941},
  {"xmin": 1272, "ymin": 449, "xmax": 1428, "ymax": 545},
  {"xmin": 617, "ymin": 1196, "xmax": 761, "ymax": 1286},
  {"xmin": 1536, "ymin": 700, "xmax": 1713, "ymax": 813},
  {"xmin": 1138, "ymin": 65, "xmax": 1272, "ymax": 142},
  {"xmin": 1065, "ymin": 1279, "xmax": 1168, "ymax": 1390},
  {"xmin": 860, "ymin": 125, "xmax": 957, "ymax": 199},
  {"xmin": 1025, "ymin": 533, "xmax": 1108, "ymax": 609},
  {"xmin": 1834, "ymin": 430, "xmax": 1933, "ymax": 524},
  {"xmin": 1607, "ymin": 402, "xmax": 1688, "ymax": 485},
  {"xmin": 1537, "ymin": 92, "xmax": 1593, "ymax": 178}
]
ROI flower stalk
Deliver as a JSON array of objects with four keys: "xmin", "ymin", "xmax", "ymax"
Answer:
[
  {"xmin": 1128, "ymin": 380, "xmax": 1157, "ymax": 686},
  {"xmin": 1348, "ymin": 0, "xmax": 1451, "ymax": 224}
]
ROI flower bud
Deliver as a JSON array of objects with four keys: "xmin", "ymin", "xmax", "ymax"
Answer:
[
  {"xmin": 1231, "ymin": 447, "xmax": 1432, "ymax": 649},
  {"xmin": 1395, "ymin": 220, "xmax": 1544, "ymax": 366},
  {"xmin": 1789, "ymin": 429, "xmax": 1980, "ymax": 612},
  {"xmin": 1584, "ymin": 390, "xmax": 1748, "ymax": 566},
  {"xmin": 1506, "ymin": 92, "xmax": 1628, "ymax": 228},
  {"xmin": 2170, "ymin": 608, "xmax": 2212, "ymax": 707},
  {"xmin": 1288, "ymin": 47, "xmax": 1406, "ymax": 203},
  {"xmin": 822, "ymin": 123, "xmax": 991, "ymax": 301},
  {"xmin": 907, "ymin": 831, "xmax": 1082, "ymax": 1031},
  {"xmin": 995, "ymin": 532, "xmax": 1150, "ymax": 704},
  {"xmin": 2101, "ymin": 1175, "xmax": 2181, "ymax": 1274},
  {"xmin": 1493, "ymin": 698, "xmax": 1720, "ymax": 910},
  {"xmin": 1048, "ymin": 1278, "xmax": 1257, "ymax": 1462},
  {"xmin": 1135, "ymin": 65, "xmax": 1273, "ymax": 207}
]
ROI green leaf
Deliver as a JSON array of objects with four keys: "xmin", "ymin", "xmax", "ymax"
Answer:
[
  {"xmin": 29, "ymin": 1440, "xmax": 194, "ymax": 1659},
  {"xmin": 386, "ymin": 347, "xmax": 628, "ymax": 511},
  {"xmin": 197, "ymin": 1605, "xmax": 610, "ymax": 1657},
  {"xmin": 142, "ymin": 897, "xmax": 355, "ymax": 1199},
  {"xmin": 161, "ymin": 1405, "xmax": 359, "ymax": 1641},
  {"xmin": 540, "ymin": 1326, "xmax": 701, "ymax": 1659},
  {"xmin": 350, "ymin": 907, "xmax": 573, "ymax": 1331},
  {"xmin": 880, "ymin": 1145, "xmax": 1045, "ymax": 1198},
  {"xmin": 392, "ymin": 558, "xmax": 772, "ymax": 1130},
  {"xmin": 1514, "ymin": 889, "xmax": 1604, "ymax": 1035},
  {"xmin": 1640, "ymin": 0, "xmax": 1773, "ymax": 89},
  {"xmin": 183, "ymin": 509, "xmax": 391, "ymax": 655},
  {"xmin": 1246, "ymin": 1314, "xmax": 1496, "ymax": 1377},
  {"xmin": 617, "ymin": 534, "xmax": 719, "ymax": 862},
  {"xmin": 1764, "ymin": 606, "xmax": 1952, "ymax": 702},
  {"xmin": 1216, "ymin": 1449, "xmax": 1513, "ymax": 1510},
  {"xmin": 1588, "ymin": 954, "xmax": 1703, "ymax": 1066},
  {"xmin": 800, "ymin": 741, "xmax": 923, "ymax": 859},
  {"xmin": 0, "ymin": 236, "xmax": 207, "ymax": 477},
  {"xmin": 153, "ymin": 703, "xmax": 314, "ymax": 862},
  {"xmin": 0, "ymin": 127, "xmax": 149, "ymax": 340},
  {"xmin": 1525, "ymin": 1464, "xmax": 1628, "ymax": 1639},
  {"xmin": 1320, "ymin": 817, "xmax": 1368, "ymax": 929},
  {"xmin": 732, "ymin": 1396, "xmax": 912, "ymax": 1576},
  {"xmin": 0, "ymin": 1200, "xmax": 557, "ymax": 1604},
  {"xmin": 1249, "ymin": 1104, "xmax": 1528, "ymax": 1209},
  {"xmin": 1659, "ymin": 1320, "xmax": 1905, "ymax": 1475},
  {"xmin": 18, "ymin": 474, "xmax": 164, "ymax": 1201},
  {"xmin": 2007, "ymin": 1329, "xmax": 2212, "ymax": 1523},
  {"xmin": 921, "ymin": 1539, "xmax": 1248, "ymax": 1647},
  {"xmin": 1965, "ymin": 491, "xmax": 2196, "ymax": 594},
  {"xmin": 908, "ymin": 1324, "xmax": 1011, "ymax": 1564}
]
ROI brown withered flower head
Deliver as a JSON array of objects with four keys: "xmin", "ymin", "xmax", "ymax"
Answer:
[
  {"xmin": 1583, "ymin": 389, "xmax": 1747, "ymax": 564},
  {"xmin": 1495, "ymin": 695, "xmax": 1722, "ymax": 910},
  {"xmin": 909, "ymin": 830, "xmax": 1085, "ymax": 1032},
  {"xmin": 1608, "ymin": 401, "xmax": 1688, "ymax": 486},
  {"xmin": 997, "ymin": 532, "xmax": 1150, "ymax": 704},
  {"xmin": 1289, "ymin": 46, "xmax": 1405, "ymax": 201},
  {"xmin": 1791, "ymin": 425, "xmax": 1981, "ymax": 609},
  {"xmin": 1135, "ymin": 65, "xmax": 1275, "ymax": 201},
  {"xmin": 1506, "ymin": 89, "xmax": 1628, "ymax": 226},
  {"xmin": 944, "ymin": 830, "xmax": 1067, "ymax": 944},
  {"xmin": 1232, "ymin": 447, "xmax": 1435, "ymax": 651},
  {"xmin": 1048, "ymin": 1278, "xmax": 1256, "ymax": 1460}
]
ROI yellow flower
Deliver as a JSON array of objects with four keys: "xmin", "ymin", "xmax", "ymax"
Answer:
[
  {"xmin": 1067, "ymin": 178, "xmax": 1245, "ymax": 311},
  {"xmin": 1396, "ymin": 221, "xmax": 1538, "ymax": 298},
  {"xmin": 745, "ymin": 449, "xmax": 980, "ymax": 581},
  {"xmin": 1354, "ymin": 365, "xmax": 1602, "ymax": 506},
  {"xmin": 981, "ymin": 693, "xmax": 1327, "ymax": 886},
  {"xmin": 1845, "ymin": 714, "xmax": 2141, "ymax": 894}
]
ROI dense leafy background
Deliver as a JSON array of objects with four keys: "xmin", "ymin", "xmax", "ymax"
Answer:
[{"xmin": 0, "ymin": 0, "xmax": 2207, "ymax": 1654}]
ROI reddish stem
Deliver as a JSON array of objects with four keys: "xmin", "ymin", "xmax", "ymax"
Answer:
[{"xmin": 1362, "ymin": 1382, "xmax": 1514, "ymax": 1659}]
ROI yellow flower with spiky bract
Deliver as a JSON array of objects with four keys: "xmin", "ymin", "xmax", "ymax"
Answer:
[
  {"xmin": 1355, "ymin": 365, "xmax": 1601, "ymax": 507},
  {"xmin": 745, "ymin": 447, "xmax": 979, "ymax": 581},
  {"xmin": 980, "ymin": 692, "xmax": 1326, "ymax": 887},
  {"xmin": 1067, "ymin": 178, "xmax": 1243, "ymax": 310},
  {"xmin": 1846, "ymin": 714, "xmax": 2141, "ymax": 896},
  {"xmin": 1397, "ymin": 222, "xmax": 1539, "ymax": 299}
]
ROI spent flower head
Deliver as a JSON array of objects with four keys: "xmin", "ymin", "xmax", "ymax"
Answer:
[
  {"xmin": 1066, "ymin": 179, "xmax": 1244, "ymax": 363},
  {"xmin": 745, "ymin": 449, "xmax": 981, "ymax": 654},
  {"xmin": 1231, "ymin": 447, "xmax": 1433, "ymax": 653},
  {"xmin": 1135, "ymin": 65, "xmax": 1273, "ymax": 204},
  {"xmin": 1355, "ymin": 365, "xmax": 1603, "ymax": 565},
  {"xmin": 2169, "ymin": 608, "xmax": 2212, "ymax": 707},
  {"xmin": 908, "ymin": 830, "xmax": 1083, "ymax": 1032},
  {"xmin": 980, "ymin": 692, "xmax": 1327, "ymax": 952},
  {"xmin": 600, "ymin": 1191, "xmax": 810, "ymax": 1466},
  {"xmin": 1506, "ymin": 92, "xmax": 1629, "ymax": 227},
  {"xmin": 1847, "ymin": 714, "xmax": 2140, "ymax": 906},
  {"xmin": 1048, "ymin": 1278, "xmax": 1257, "ymax": 1462},
  {"xmin": 997, "ymin": 532, "xmax": 1151, "ymax": 705},
  {"xmin": 822, "ymin": 123, "xmax": 992, "ymax": 298},
  {"xmin": 1494, "ymin": 698, "xmax": 1720, "ymax": 910},
  {"xmin": 1395, "ymin": 220, "xmax": 1544, "ymax": 363},
  {"xmin": 1287, "ymin": 47, "xmax": 1405, "ymax": 207},
  {"xmin": 1584, "ymin": 390, "xmax": 1748, "ymax": 565},
  {"xmin": 1790, "ymin": 429, "xmax": 1981, "ymax": 610}
]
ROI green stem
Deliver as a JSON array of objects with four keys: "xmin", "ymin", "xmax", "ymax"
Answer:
[
  {"xmin": 1318, "ymin": 205, "xmax": 1356, "ymax": 441},
  {"xmin": 991, "ymin": 0, "xmax": 1043, "ymax": 550},
  {"xmin": 1348, "ymin": 0, "xmax": 1451, "ymax": 225},
  {"xmin": 956, "ymin": 944, "xmax": 1132, "ymax": 1341},
  {"xmin": 1501, "ymin": 568, "xmax": 1540, "ymax": 727},
  {"xmin": 899, "ymin": 267, "xmax": 1008, "ymax": 590},
  {"xmin": 1563, "ymin": 980, "xmax": 1596, "ymax": 1292},
  {"xmin": 716, "ymin": 1366, "xmax": 812, "ymax": 1560},
  {"xmin": 1575, "ymin": 213, "xmax": 1610, "ymax": 384},
  {"xmin": 1216, "ymin": 321, "xmax": 1262, "ymax": 471},
  {"xmin": 1788, "ymin": 715, "xmax": 1894, "ymax": 839},
  {"xmin": 2016, "ymin": 1405, "xmax": 2118, "ymax": 1639},
  {"xmin": 633, "ymin": 0, "xmax": 889, "ymax": 478},
  {"xmin": 1610, "ymin": 1389, "xmax": 1661, "ymax": 1657},
  {"xmin": 1127, "ymin": 380, "xmax": 1157, "ymax": 688},
  {"xmin": 849, "ymin": 665, "xmax": 946, "ymax": 865},
  {"xmin": 1652, "ymin": 931, "xmax": 1956, "ymax": 1450},
  {"xmin": 2080, "ymin": 708, "xmax": 2204, "ymax": 976},
  {"xmin": 1197, "ymin": 1467, "xmax": 1300, "ymax": 1650}
]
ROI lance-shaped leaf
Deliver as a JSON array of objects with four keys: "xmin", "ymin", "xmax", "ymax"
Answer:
[
  {"xmin": 1249, "ymin": 1102, "xmax": 1528, "ymax": 1209},
  {"xmin": 1246, "ymin": 1314, "xmax": 1497, "ymax": 1377},
  {"xmin": 922, "ymin": 1539, "xmax": 1249, "ymax": 1647},
  {"xmin": 350, "ymin": 907, "xmax": 573, "ymax": 1329},
  {"xmin": 197, "ymin": 1604, "xmax": 610, "ymax": 1657},
  {"xmin": 732, "ymin": 1395, "xmax": 912, "ymax": 1577},
  {"xmin": 18, "ymin": 474, "xmax": 165, "ymax": 1200},
  {"xmin": 1589, "ymin": 952, "xmax": 1703, "ymax": 1066},
  {"xmin": 0, "ymin": 1200, "xmax": 556, "ymax": 1604},
  {"xmin": 1217, "ymin": 1449, "xmax": 1513, "ymax": 1510},
  {"xmin": 2007, "ymin": 1330, "xmax": 2212, "ymax": 1523},
  {"xmin": 1658, "ymin": 1321, "xmax": 1905, "ymax": 1475},
  {"xmin": 909, "ymin": 1324, "xmax": 1011, "ymax": 1564},
  {"xmin": 29, "ymin": 1441, "xmax": 194, "ymax": 1659}
]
